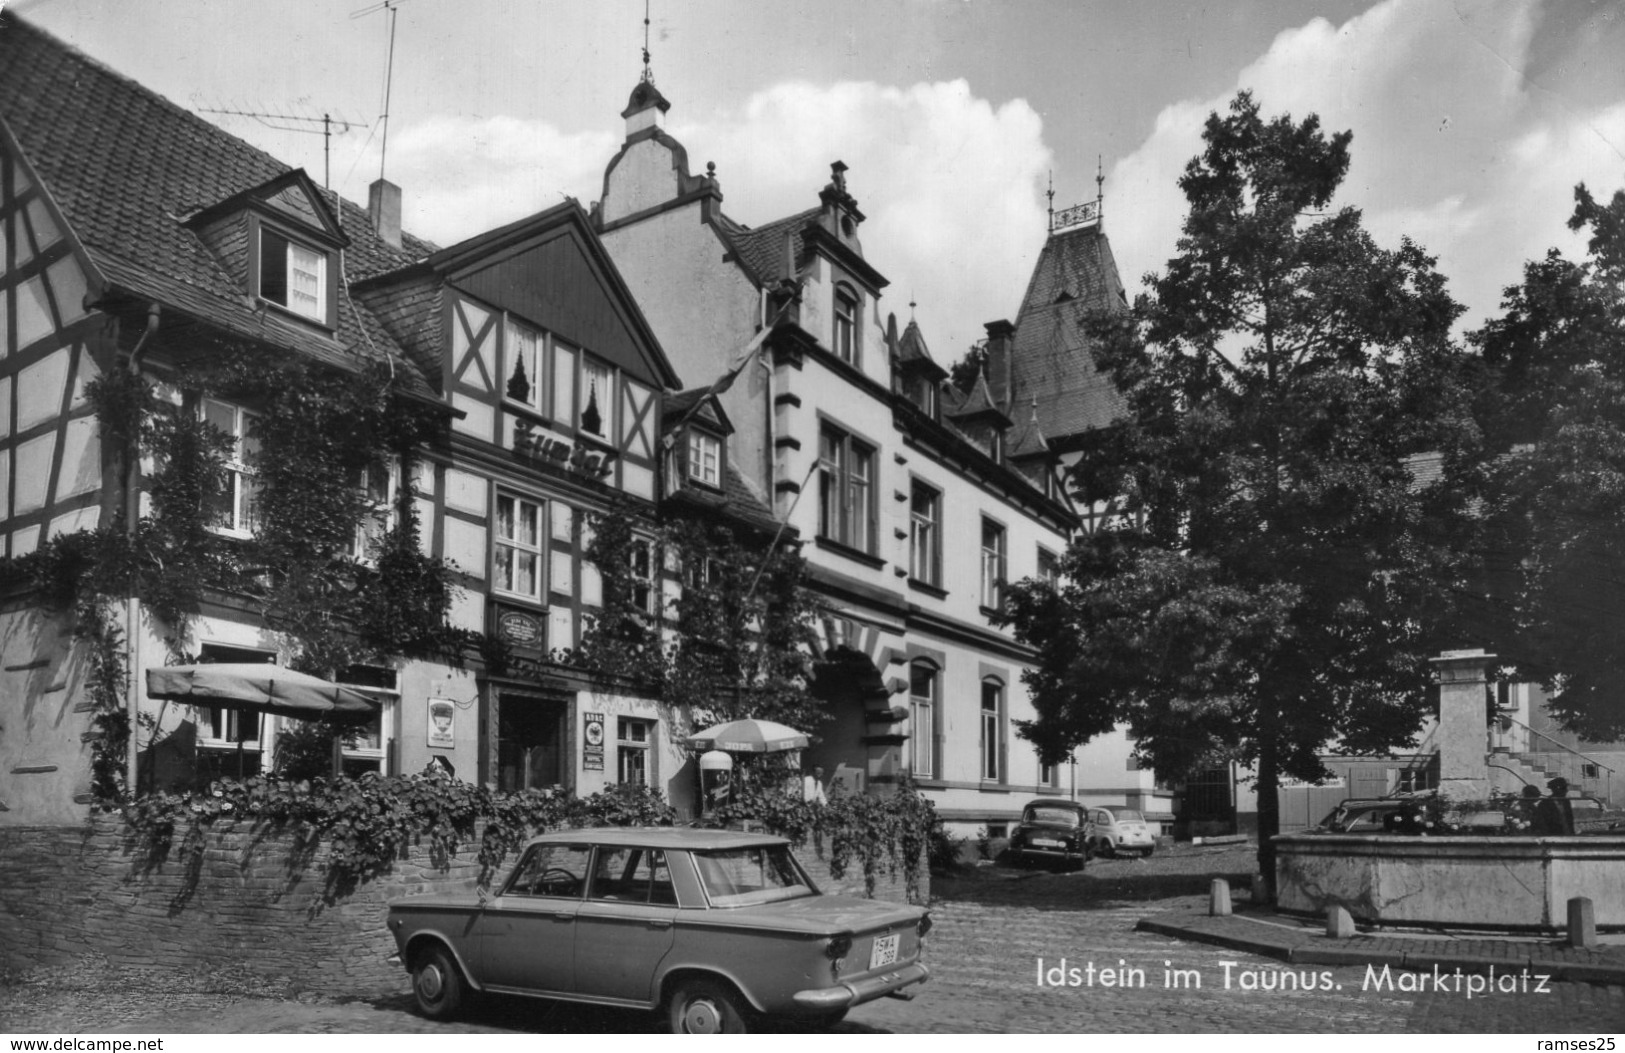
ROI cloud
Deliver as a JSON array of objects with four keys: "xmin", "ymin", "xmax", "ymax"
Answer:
[
  {"xmin": 1106, "ymin": 0, "xmax": 1625, "ymax": 331},
  {"xmin": 387, "ymin": 117, "xmax": 619, "ymax": 247},
  {"xmin": 386, "ymin": 78, "xmax": 1053, "ymax": 363}
]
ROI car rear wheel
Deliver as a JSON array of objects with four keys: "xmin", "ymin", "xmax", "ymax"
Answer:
[
  {"xmin": 668, "ymin": 977, "xmax": 750, "ymax": 1034},
  {"xmin": 411, "ymin": 945, "xmax": 465, "ymax": 1021}
]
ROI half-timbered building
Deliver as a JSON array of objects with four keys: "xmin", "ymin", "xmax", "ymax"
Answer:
[{"xmin": 0, "ymin": 14, "xmax": 703, "ymax": 822}]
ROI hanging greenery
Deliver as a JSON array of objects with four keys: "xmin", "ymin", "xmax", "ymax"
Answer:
[
  {"xmin": 0, "ymin": 343, "xmax": 482, "ymax": 799},
  {"xmin": 571, "ymin": 498, "xmax": 828, "ymax": 732}
]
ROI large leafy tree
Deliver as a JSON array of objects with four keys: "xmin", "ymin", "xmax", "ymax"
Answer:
[
  {"xmin": 1000, "ymin": 93, "xmax": 1477, "ymax": 892},
  {"xmin": 1472, "ymin": 183, "xmax": 1625, "ymax": 740}
]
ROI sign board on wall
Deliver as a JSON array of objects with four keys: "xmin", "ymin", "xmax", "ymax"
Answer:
[
  {"xmin": 583, "ymin": 712, "xmax": 605, "ymax": 771},
  {"xmin": 427, "ymin": 699, "xmax": 455, "ymax": 749}
]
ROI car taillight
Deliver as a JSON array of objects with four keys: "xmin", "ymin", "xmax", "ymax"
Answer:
[
  {"xmin": 826, "ymin": 934, "xmax": 852, "ymax": 980},
  {"xmin": 917, "ymin": 914, "xmax": 933, "ymax": 940}
]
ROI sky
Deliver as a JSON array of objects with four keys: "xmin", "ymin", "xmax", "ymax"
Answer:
[{"xmin": 9, "ymin": 0, "xmax": 1625, "ymax": 366}]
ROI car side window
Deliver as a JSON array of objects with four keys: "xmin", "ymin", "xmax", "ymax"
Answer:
[
  {"xmin": 504, "ymin": 843, "xmax": 592, "ymax": 898},
  {"xmin": 586, "ymin": 848, "xmax": 676, "ymax": 904}
]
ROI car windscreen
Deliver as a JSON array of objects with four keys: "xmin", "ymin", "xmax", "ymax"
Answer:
[
  {"xmin": 1104, "ymin": 807, "xmax": 1143, "ymax": 823},
  {"xmin": 692, "ymin": 845, "xmax": 816, "ymax": 907},
  {"xmin": 1026, "ymin": 807, "xmax": 1082, "ymax": 827}
]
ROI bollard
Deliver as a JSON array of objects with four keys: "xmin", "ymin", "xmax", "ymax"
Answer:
[
  {"xmin": 1209, "ymin": 878, "xmax": 1232, "ymax": 916},
  {"xmin": 1326, "ymin": 906, "xmax": 1356, "ymax": 939},
  {"xmin": 1568, "ymin": 896, "xmax": 1597, "ymax": 949}
]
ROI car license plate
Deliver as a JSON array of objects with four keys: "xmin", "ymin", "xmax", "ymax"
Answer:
[
  {"xmin": 1032, "ymin": 838, "xmax": 1061, "ymax": 848},
  {"xmin": 870, "ymin": 933, "xmax": 899, "ymax": 970}
]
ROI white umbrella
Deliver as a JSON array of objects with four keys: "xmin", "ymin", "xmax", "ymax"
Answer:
[{"xmin": 687, "ymin": 718, "xmax": 809, "ymax": 753}]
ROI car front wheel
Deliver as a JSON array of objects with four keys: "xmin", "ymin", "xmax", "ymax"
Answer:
[
  {"xmin": 668, "ymin": 977, "xmax": 751, "ymax": 1034},
  {"xmin": 411, "ymin": 945, "xmax": 465, "ymax": 1021}
]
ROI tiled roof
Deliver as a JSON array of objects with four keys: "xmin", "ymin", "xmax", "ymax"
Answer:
[
  {"xmin": 662, "ymin": 387, "xmax": 730, "ymax": 433},
  {"xmin": 666, "ymin": 462, "xmax": 784, "ymax": 537},
  {"xmin": 1005, "ymin": 223, "xmax": 1130, "ymax": 445},
  {"xmin": 0, "ymin": 13, "xmax": 435, "ymax": 393},
  {"xmin": 723, "ymin": 208, "xmax": 819, "ymax": 285}
]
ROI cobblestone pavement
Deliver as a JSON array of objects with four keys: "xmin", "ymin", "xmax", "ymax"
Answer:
[{"xmin": 4, "ymin": 845, "xmax": 1624, "ymax": 1034}]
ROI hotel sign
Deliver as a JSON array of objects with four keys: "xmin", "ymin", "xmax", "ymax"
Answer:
[{"xmin": 513, "ymin": 420, "xmax": 618, "ymax": 480}]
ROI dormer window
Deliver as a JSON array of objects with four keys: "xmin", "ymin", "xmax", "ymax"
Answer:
[
  {"xmin": 258, "ymin": 226, "xmax": 328, "ymax": 323},
  {"xmin": 686, "ymin": 430, "xmax": 722, "ymax": 488},
  {"xmin": 834, "ymin": 285, "xmax": 858, "ymax": 366}
]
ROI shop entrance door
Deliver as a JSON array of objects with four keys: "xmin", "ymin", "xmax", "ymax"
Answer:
[{"xmin": 497, "ymin": 694, "xmax": 565, "ymax": 792}]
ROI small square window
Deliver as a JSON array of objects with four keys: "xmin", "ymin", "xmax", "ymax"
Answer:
[
  {"xmin": 687, "ymin": 430, "xmax": 721, "ymax": 488},
  {"xmin": 618, "ymin": 717, "xmax": 654, "ymax": 786},
  {"xmin": 495, "ymin": 493, "xmax": 545, "ymax": 601},
  {"xmin": 259, "ymin": 227, "xmax": 327, "ymax": 323}
]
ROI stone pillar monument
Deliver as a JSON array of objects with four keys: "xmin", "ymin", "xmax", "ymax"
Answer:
[{"xmin": 1432, "ymin": 649, "xmax": 1493, "ymax": 799}]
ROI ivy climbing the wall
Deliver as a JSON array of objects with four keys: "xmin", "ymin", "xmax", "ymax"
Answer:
[
  {"xmin": 0, "ymin": 343, "xmax": 481, "ymax": 799},
  {"xmin": 573, "ymin": 499, "xmax": 830, "ymax": 733}
]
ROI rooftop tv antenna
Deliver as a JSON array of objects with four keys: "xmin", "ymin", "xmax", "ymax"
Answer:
[
  {"xmin": 196, "ymin": 108, "xmax": 360, "ymax": 189},
  {"xmin": 351, "ymin": 0, "xmax": 417, "ymax": 181}
]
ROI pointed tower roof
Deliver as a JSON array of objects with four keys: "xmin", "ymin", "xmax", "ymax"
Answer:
[
  {"xmin": 1004, "ymin": 218, "xmax": 1130, "ymax": 449},
  {"xmin": 945, "ymin": 368, "xmax": 1011, "ymax": 428},
  {"xmin": 896, "ymin": 318, "xmax": 947, "ymax": 380},
  {"xmin": 1005, "ymin": 398, "xmax": 1052, "ymax": 462}
]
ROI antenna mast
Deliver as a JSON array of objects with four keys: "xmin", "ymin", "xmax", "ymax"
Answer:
[
  {"xmin": 197, "ymin": 108, "xmax": 359, "ymax": 189},
  {"xmin": 352, "ymin": 0, "xmax": 415, "ymax": 182}
]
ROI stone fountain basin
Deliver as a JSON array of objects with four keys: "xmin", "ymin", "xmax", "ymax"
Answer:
[{"xmin": 1275, "ymin": 833, "xmax": 1625, "ymax": 931}]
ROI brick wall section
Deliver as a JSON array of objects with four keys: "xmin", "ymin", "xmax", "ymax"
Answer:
[{"xmin": 0, "ymin": 819, "xmax": 926, "ymax": 992}]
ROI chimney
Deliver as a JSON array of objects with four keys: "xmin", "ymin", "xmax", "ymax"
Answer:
[
  {"xmin": 369, "ymin": 178, "xmax": 402, "ymax": 250},
  {"xmin": 983, "ymin": 319, "xmax": 1015, "ymax": 411}
]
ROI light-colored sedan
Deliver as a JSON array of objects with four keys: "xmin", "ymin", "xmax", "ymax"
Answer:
[{"xmin": 387, "ymin": 827, "xmax": 931, "ymax": 1032}]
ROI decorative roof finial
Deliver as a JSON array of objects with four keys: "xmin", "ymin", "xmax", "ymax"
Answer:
[
  {"xmin": 909, "ymin": 295, "xmax": 917, "ymax": 321},
  {"xmin": 1047, "ymin": 170, "xmax": 1055, "ymax": 233},
  {"xmin": 641, "ymin": 0, "xmax": 654, "ymax": 84},
  {"xmin": 1095, "ymin": 155, "xmax": 1104, "ymax": 214}
]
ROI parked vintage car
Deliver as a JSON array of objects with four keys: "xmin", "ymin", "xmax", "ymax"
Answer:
[
  {"xmin": 1086, "ymin": 804, "xmax": 1157, "ymax": 857},
  {"xmin": 1008, "ymin": 798, "xmax": 1090, "ymax": 870},
  {"xmin": 1311, "ymin": 798, "xmax": 1416, "ymax": 834},
  {"xmin": 386, "ymin": 827, "xmax": 931, "ymax": 1032}
]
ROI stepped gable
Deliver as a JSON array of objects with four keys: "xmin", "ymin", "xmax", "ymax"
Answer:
[
  {"xmin": 1005, "ymin": 221, "xmax": 1130, "ymax": 447},
  {"xmin": 0, "ymin": 13, "xmax": 434, "ymax": 393}
]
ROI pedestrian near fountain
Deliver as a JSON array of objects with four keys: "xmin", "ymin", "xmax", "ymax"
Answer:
[{"xmin": 1533, "ymin": 777, "xmax": 1575, "ymax": 835}]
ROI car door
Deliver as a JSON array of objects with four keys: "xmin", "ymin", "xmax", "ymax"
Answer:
[
  {"xmin": 474, "ymin": 842, "xmax": 591, "ymax": 995},
  {"xmin": 573, "ymin": 847, "xmax": 678, "ymax": 1004}
]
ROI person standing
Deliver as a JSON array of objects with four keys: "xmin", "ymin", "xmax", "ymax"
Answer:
[
  {"xmin": 802, "ymin": 765, "xmax": 828, "ymax": 805},
  {"xmin": 1534, "ymin": 777, "xmax": 1576, "ymax": 835}
]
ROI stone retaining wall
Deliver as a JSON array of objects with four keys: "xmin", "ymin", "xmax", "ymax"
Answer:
[{"xmin": 0, "ymin": 818, "xmax": 926, "ymax": 992}]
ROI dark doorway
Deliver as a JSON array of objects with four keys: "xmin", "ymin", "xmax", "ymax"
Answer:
[{"xmin": 497, "ymin": 694, "xmax": 566, "ymax": 792}]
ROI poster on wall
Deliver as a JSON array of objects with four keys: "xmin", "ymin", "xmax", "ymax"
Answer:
[
  {"xmin": 583, "ymin": 712, "xmax": 605, "ymax": 771},
  {"xmin": 427, "ymin": 699, "xmax": 455, "ymax": 749}
]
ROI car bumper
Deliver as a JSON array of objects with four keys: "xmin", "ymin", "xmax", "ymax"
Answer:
[
  {"xmin": 791, "ymin": 961, "xmax": 931, "ymax": 1010},
  {"xmin": 1018, "ymin": 844, "xmax": 1086, "ymax": 861}
]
